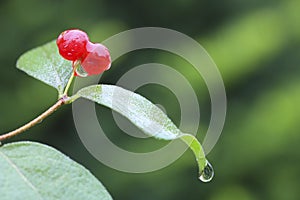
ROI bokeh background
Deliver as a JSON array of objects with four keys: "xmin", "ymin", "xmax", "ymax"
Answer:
[{"xmin": 1, "ymin": 0, "xmax": 300, "ymax": 199}]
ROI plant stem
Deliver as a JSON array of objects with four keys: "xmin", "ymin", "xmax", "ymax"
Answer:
[
  {"xmin": 63, "ymin": 72, "xmax": 75, "ymax": 96},
  {"xmin": 0, "ymin": 98, "xmax": 66, "ymax": 142}
]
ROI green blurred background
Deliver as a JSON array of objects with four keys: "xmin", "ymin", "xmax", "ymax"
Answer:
[{"xmin": 1, "ymin": 0, "xmax": 300, "ymax": 199}]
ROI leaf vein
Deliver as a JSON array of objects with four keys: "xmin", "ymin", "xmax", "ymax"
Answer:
[{"xmin": 0, "ymin": 151, "xmax": 43, "ymax": 200}]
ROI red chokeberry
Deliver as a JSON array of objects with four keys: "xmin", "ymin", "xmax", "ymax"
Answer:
[
  {"xmin": 56, "ymin": 29, "xmax": 89, "ymax": 61},
  {"xmin": 80, "ymin": 41, "xmax": 111, "ymax": 76}
]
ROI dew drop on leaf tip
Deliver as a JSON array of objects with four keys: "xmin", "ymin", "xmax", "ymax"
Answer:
[{"xmin": 198, "ymin": 160, "xmax": 214, "ymax": 182}]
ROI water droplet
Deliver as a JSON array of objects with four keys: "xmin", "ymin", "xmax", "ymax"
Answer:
[
  {"xmin": 199, "ymin": 160, "xmax": 214, "ymax": 182},
  {"xmin": 37, "ymin": 119, "xmax": 43, "ymax": 124},
  {"xmin": 74, "ymin": 60, "xmax": 88, "ymax": 77}
]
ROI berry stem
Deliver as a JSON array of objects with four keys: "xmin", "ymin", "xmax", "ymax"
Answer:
[
  {"xmin": 63, "ymin": 72, "xmax": 75, "ymax": 96},
  {"xmin": 0, "ymin": 98, "xmax": 66, "ymax": 142}
]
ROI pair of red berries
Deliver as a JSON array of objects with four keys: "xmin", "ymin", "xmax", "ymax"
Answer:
[{"xmin": 56, "ymin": 29, "xmax": 111, "ymax": 77}]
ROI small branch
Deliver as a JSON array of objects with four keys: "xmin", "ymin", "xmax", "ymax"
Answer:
[
  {"xmin": 63, "ymin": 72, "xmax": 75, "ymax": 96},
  {"xmin": 0, "ymin": 98, "xmax": 66, "ymax": 142}
]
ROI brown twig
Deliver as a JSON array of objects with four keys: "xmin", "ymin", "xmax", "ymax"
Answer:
[{"xmin": 0, "ymin": 98, "xmax": 66, "ymax": 142}]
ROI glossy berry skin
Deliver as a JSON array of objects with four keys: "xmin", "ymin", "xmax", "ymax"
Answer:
[
  {"xmin": 80, "ymin": 41, "xmax": 111, "ymax": 76},
  {"xmin": 56, "ymin": 29, "xmax": 89, "ymax": 61}
]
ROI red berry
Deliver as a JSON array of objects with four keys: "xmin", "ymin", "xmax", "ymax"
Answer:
[
  {"xmin": 56, "ymin": 29, "xmax": 89, "ymax": 61},
  {"xmin": 80, "ymin": 41, "xmax": 111, "ymax": 76}
]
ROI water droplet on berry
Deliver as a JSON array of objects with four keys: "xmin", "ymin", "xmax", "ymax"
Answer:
[
  {"xmin": 73, "ymin": 60, "xmax": 88, "ymax": 77},
  {"xmin": 199, "ymin": 160, "xmax": 214, "ymax": 182}
]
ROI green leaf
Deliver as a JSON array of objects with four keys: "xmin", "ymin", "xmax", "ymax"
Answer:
[
  {"xmin": 76, "ymin": 84, "xmax": 207, "ymax": 172},
  {"xmin": 17, "ymin": 41, "xmax": 72, "ymax": 96},
  {"xmin": 0, "ymin": 141, "xmax": 112, "ymax": 200}
]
